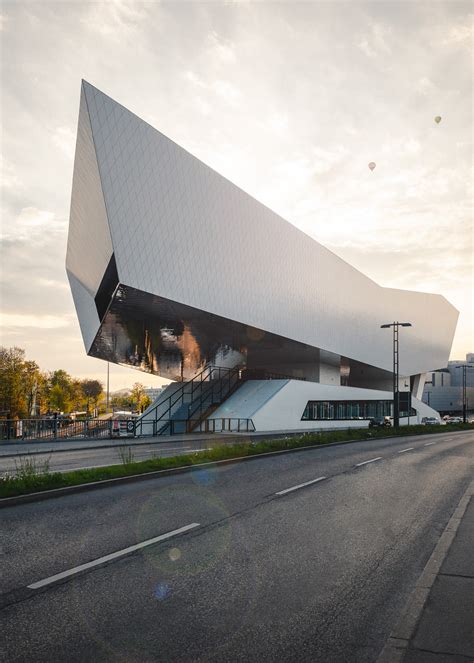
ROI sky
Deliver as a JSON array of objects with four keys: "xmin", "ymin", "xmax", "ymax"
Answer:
[{"xmin": 0, "ymin": 0, "xmax": 472, "ymax": 391}]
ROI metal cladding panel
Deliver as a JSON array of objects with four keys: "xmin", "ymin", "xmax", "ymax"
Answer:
[
  {"xmin": 77, "ymin": 81, "xmax": 458, "ymax": 376},
  {"xmin": 67, "ymin": 270, "xmax": 101, "ymax": 352},
  {"xmin": 66, "ymin": 84, "xmax": 113, "ymax": 298}
]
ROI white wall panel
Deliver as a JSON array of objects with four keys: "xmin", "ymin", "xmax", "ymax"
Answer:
[
  {"xmin": 72, "ymin": 81, "xmax": 458, "ymax": 377},
  {"xmin": 66, "ymin": 85, "xmax": 113, "ymax": 298},
  {"xmin": 211, "ymin": 380, "xmax": 440, "ymax": 431},
  {"xmin": 67, "ymin": 271, "xmax": 101, "ymax": 352}
]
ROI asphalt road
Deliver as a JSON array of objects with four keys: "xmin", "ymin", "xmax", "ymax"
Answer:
[{"xmin": 1, "ymin": 430, "xmax": 473, "ymax": 662}]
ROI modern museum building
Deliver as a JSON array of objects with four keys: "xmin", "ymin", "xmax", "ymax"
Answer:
[{"xmin": 66, "ymin": 81, "xmax": 458, "ymax": 434}]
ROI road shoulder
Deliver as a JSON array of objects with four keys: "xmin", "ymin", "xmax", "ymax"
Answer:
[{"xmin": 378, "ymin": 478, "xmax": 474, "ymax": 662}]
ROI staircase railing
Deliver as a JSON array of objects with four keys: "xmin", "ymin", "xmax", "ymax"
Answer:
[{"xmin": 135, "ymin": 365, "xmax": 243, "ymax": 436}]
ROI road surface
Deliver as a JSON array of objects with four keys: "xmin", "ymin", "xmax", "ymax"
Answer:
[{"xmin": 1, "ymin": 429, "xmax": 473, "ymax": 662}]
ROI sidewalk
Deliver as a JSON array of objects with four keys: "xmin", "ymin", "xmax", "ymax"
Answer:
[
  {"xmin": 380, "ymin": 479, "xmax": 474, "ymax": 662},
  {"xmin": 0, "ymin": 432, "xmax": 241, "ymax": 457},
  {"xmin": 0, "ymin": 428, "xmax": 311, "ymax": 457}
]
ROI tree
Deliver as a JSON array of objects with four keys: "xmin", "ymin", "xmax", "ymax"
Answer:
[
  {"xmin": 0, "ymin": 346, "xmax": 109, "ymax": 419},
  {"xmin": 141, "ymin": 395, "xmax": 152, "ymax": 412},
  {"xmin": 81, "ymin": 379, "xmax": 103, "ymax": 415},
  {"xmin": 111, "ymin": 392, "xmax": 132, "ymax": 411},
  {"xmin": 70, "ymin": 379, "xmax": 86, "ymax": 412},
  {"xmin": 48, "ymin": 383, "xmax": 70, "ymax": 413},
  {"xmin": 0, "ymin": 347, "xmax": 43, "ymax": 418},
  {"xmin": 0, "ymin": 347, "xmax": 27, "ymax": 418},
  {"xmin": 130, "ymin": 382, "xmax": 150, "ymax": 412},
  {"xmin": 47, "ymin": 369, "xmax": 74, "ymax": 414}
]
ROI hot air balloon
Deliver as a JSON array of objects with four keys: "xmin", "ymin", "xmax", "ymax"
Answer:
[
  {"xmin": 368, "ymin": 162, "xmax": 376, "ymax": 171},
  {"xmin": 434, "ymin": 116, "xmax": 442, "ymax": 124}
]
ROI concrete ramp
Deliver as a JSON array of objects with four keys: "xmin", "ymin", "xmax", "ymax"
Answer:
[{"xmin": 209, "ymin": 380, "xmax": 289, "ymax": 420}]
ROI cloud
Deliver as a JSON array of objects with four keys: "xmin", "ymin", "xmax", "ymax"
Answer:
[
  {"xmin": 213, "ymin": 80, "xmax": 242, "ymax": 106},
  {"xmin": 184, "ymin": 71, "xmax": 242, "ymax": 108},
  {"xmin": 266, "ymin": 112, "xmax": 289, "ymax": 136},
  {"xmin": 417, "ymin": 76, "xmax": 436, "ymax": 96},
  {"xmin": 80, "ymin": 0, "xmax": 149, "ymax": 41},
  {"xmin": 0, "ymin": 156, "xmax": 22, "ymax": 190},
  {"xmin": 0, "ymin": 313, "xmax": 73, "ymax": 330},
  {"xmin": 207, "ymin": 30, "xmax": 236, "ymax": 64},
  {"xmin": 1, "ymin": 206, "xmax": 65, "ymax": 241},
  {"xmin": 357, "ymin": 22, "xmax": 391, "ymax": 58},
  {"xmin": 1, "ymin": 0, "xmax": 472, "ymax": 379},
  {"xmin": 442, "ymin": 17, "xmax": 473, "ymax": 46},
  {"xmin": 52, "ymin": 126, "xmax": 76, "ymax": 159}
]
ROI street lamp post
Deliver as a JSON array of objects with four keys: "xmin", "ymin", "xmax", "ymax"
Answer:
[
  {"xmin": 380, "ymin": 322, "xmax": 412, "ymax": 428},
  {"xmin": 106, "ymin": 362, "xmax": 110, "ymax": 414},
  {"xmin": 455, "ymin": 364, "xmax": 473, "ymax": 424}
]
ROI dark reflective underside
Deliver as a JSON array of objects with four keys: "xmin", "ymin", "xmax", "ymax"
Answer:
[
  {"xmin": 89, "ymin": 284, "xmax": 392, "ymax": 387},
  {"xmin": 89, "ymin": 285, "xmax": 322, "ymax": 381}
]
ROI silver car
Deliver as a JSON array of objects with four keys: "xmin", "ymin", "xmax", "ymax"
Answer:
[{"xmin": 421, "ymin": 416, "xmax": 441, "ymax": 425}]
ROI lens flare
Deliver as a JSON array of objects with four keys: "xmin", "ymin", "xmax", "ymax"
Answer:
[
  {"xmin": 191, "ymin": 466, "xmax": 216, "ymax": 486},
  {"xmin": 154, "ymin": 582, "xmax": 171, "ymax": 600},
  {"xmin": 169, "ymin": 547, "xmax": 181, "ymax": 562}
]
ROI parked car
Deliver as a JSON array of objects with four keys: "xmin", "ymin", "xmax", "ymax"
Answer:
[
  {"xmin": 368, "ymin": 417, "xmax": 392, "ymax": 428},
  {"xmin": 421, "ymin": 417, "xmax": 441, "ymax": 425},
  {"xmin": 446, "ymin": 416, "xmax": 463, "ymax": 424}
]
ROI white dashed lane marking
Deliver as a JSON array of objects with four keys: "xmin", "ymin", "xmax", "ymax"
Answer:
[
  {"xmin": 355, "ymin": 457, "xmax": 383, "ymax": 467},
  {"xmin": 27, "ymin": 523, "xmax": 200, "ymax": 590},
  {"xmin": 276, "ymin": 476, "xmax": 327, "ymax": 496}
]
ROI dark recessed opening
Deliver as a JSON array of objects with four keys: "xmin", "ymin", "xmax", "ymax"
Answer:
[{"xmin": 95, "ymin": 254, "xmax": 119, "ymax": 321}]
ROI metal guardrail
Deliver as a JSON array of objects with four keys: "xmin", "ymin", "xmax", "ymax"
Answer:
[
  {"xmin": 0, "ymin": 419, "xmax": 134, "ymax": 442},
  {"xmin": 196, "ymin": 418, "xmax": 256, "ymax": 433},
  {"xmin": 136, "ymin": 417, "xmax": 256, "ymax": 436},
  {"xmin": 0, "ymin": 416, "xmax": 255, "ymax": 441},
  {"xmin": 240, "ymin": 368, "xmax": 306, "ymax": 381}
]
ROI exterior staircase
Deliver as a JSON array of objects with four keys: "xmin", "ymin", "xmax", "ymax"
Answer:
[{"xmin": 135, "ymin": 366, "xmax": 243, "ymax": 436}]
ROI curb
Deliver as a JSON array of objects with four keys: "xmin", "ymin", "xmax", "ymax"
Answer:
[
  {"xmin": 0, "ymin": 436, "xmax": 366, "ymax": 508},
  {"xmin": 1, "ymin": 429, "xmax": 471, "ymax": 509},
  {"xmin": 377, "ymin": 478, "xmax": 474, "ymax": 662},
  {"xmin": 2, "ymin": 425, "xmax": 470, "ymax": 459},
  {"xmin": 0, "ymin": 433, "xmax": 413, "ymax": 508},
  {"xmin": 0, "ymin": 429, "xmax": 336, "ymax": 458}
]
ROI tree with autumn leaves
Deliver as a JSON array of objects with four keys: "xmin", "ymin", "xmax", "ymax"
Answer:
[{"xmin": 0, "ymin": 347, "xmax": 104, "ymax": 419}]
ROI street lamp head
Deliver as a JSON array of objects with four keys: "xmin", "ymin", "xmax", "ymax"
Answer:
[
  {"xmin": 380, "ymin": 324, "xmax": 392, "ymax": 328},
  {"xmin": 400, "ymin": 322, "xmax": 412, "ymax": 327}
]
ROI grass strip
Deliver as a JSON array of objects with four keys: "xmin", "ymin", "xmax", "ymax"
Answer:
[{"xmin": 1, "ymin": 423, "xmax": 472, "ymax": 499}]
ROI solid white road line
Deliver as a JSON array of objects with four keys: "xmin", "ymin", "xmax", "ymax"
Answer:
[
  {"xmin": 424, "ymin": 442, "xmax": 436, "ymax": 446},
  {"xmin": 355, "ymin": 457, "xmax": 382, "ymax": 467},
  {"xmin": 398, "ymin": 447, "xmax": 414, "ymax": 454},
  {"xmin": 27, "ymin": 523, "xmax": 200, "ymax": 590},
  {"xmin": 276, "ymin": 476, "xmax": 327, "ymax": 496}
]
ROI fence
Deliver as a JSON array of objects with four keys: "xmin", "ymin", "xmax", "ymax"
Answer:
[
  {"xmin": 137, "ymin": 417, "xmax": 256, "ymax": 436},
  {"xmin": 0, "ymin": 417, "xmax": 255, "ymax": 442},
  {"xmin": 0, "ymin": 419, "xmax": 127, "ymax": 442}
]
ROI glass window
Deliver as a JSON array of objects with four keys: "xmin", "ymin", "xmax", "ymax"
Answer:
[{"xmin": 301, "ymin": 400, "xmax": 394, "ymax": 421}]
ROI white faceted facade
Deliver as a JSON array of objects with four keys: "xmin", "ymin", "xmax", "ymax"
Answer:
[{"xmin": 67, "ymin": 80, "xmax": 458, "ymax": 387}]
